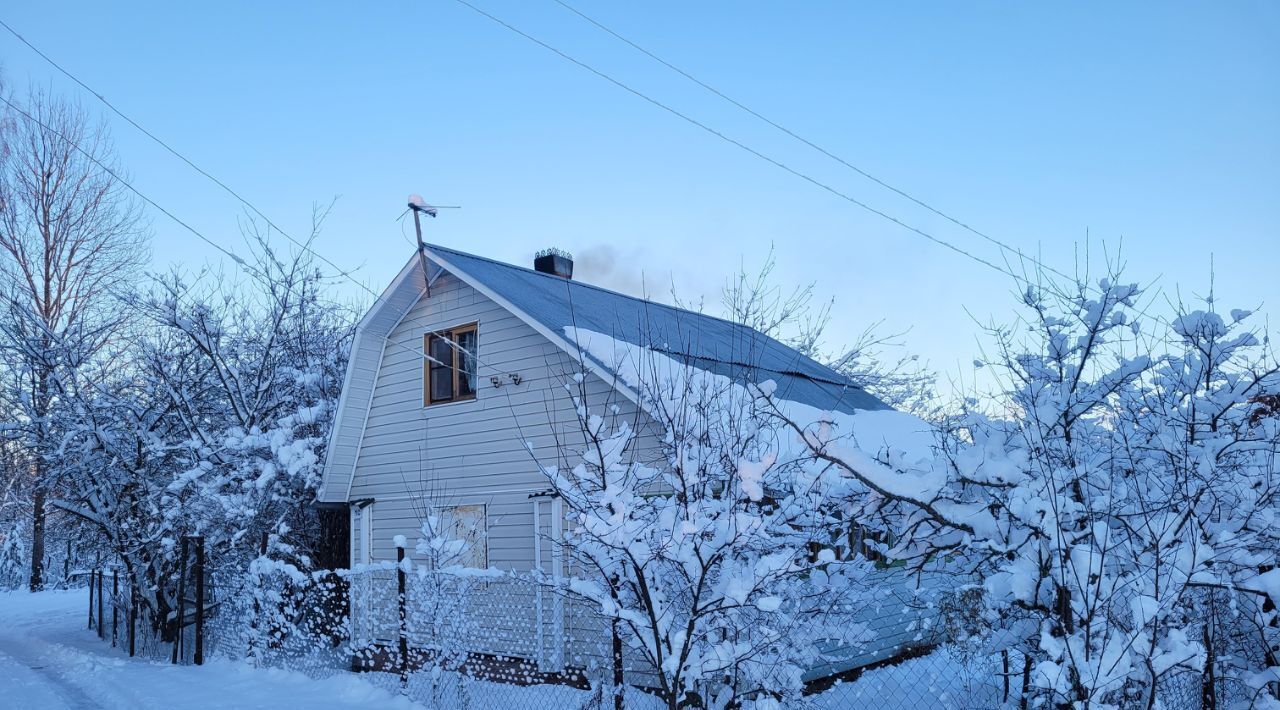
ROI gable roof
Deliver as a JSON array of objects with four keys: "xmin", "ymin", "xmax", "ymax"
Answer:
[
  {"xmin": 318, "ymin": 243, "xmax": 887, "ymax": 502},
  {"xmin": 424, "ymin": 243, "xmax": 888, "ymax": 415}
]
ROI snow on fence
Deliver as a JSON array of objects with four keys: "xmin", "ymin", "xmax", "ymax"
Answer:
[
  {"xmin": 344, "ymin": 563, "xmax": 623, "ymax": 687},
  {"xmin": 82, "ymin": 557, "xmax": 1259, "ymax": 710}
]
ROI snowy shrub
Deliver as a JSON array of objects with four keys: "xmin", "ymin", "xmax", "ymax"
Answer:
[
  {"xmin": 0, "ymin": 519, "xmax": 26, "ymax": 589},
  {"xmin": 767, "ymin": 273, "xmax": 1280, "ymax": 708},
  {"xmin": 532, "ymin": 336, "xmax": 881, "ymax": 710},
  {"xmin": 45, "ymin": 221, "xmax": 353, "ymax": 646}
]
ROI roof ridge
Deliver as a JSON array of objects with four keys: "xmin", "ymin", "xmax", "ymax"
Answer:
[
  {"xmin": 421, "ymin": 241, "xmax": 856, "ymax": 387},
  {"xmin": 657, "ymin": 348, "xmax": 867, "ymax": 391},
  {"xmin": 425, "ymin": 242, "xmax": 786, "ymax": 336}
]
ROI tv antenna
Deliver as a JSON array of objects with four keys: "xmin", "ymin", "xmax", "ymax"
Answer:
[{"xmin": 407, "ymin": 194, "xmax": 460, "ymax": 295}]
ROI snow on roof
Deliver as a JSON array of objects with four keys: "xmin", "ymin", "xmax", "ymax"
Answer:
[
  {"xmin": 567, "ymin": 326, "xmax": 935, "ymax": 472},
  {"xmin": 319, "ymin": 243, "xmax": 894, "ymax": 503},
  {"xmin": 423, "ymin": 242, "xmax": 890, "ymax": 415}
]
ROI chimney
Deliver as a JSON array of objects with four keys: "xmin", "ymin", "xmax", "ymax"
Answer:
[{"xmin": 534, "ymin": 248, "xmax": 573, "ymax": 279}]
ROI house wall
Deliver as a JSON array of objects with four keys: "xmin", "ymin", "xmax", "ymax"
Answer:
[
  {"xmin": 347, "ymin": 270, "xmax": 663, "ymax": 569},
  {"xmin": 320, "ymin": 261, "xmax": 426, "ymax": 504}
]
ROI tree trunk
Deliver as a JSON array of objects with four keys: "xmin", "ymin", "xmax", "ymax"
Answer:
[
  {"xmin": 612, "ymin": 618, "xmax": 625, "ymax": 710},
  {"xmin": 28, "ymin": 363, "xmax": 53, "ymax": 593},
  {"xmin": 1201, "ymin": 623, "xmax": 1217, "ymax": 710},
  {"xmin": 1020, "ymin": 652, "xmax": 1033, "ymax": 710},
  {"xmin": 29, "ymin": 483, "xmax": 46, "ymax": 591}
]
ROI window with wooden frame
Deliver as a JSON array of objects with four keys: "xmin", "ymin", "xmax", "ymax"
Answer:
[{"xmin": 424, "ymin": 323, "xmax": 478, "ymax": 405}]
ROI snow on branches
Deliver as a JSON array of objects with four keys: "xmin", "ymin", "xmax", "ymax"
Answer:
[
  {"xmin": 536, "ymin": 330, "xmax": 886, "ymax": 709},
  {"xmin": 763, "ymin": 274, "xmax": 1280, "ymax": 708},
  {"xmin": 46, "ymin": 223, "xmax": 352, "ymax": 643}
]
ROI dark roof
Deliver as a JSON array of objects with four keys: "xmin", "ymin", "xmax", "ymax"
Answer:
[{"xmin": 426, "ymin": 243, "xmax": 890, "ymax": 414}]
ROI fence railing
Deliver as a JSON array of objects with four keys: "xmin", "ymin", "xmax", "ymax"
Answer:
[
  {"xmin": 83, "ymin": 535, "xmax": 210, "ymax": 664},
  {"xmin": 84, "ymin": 567, "xmax": 143, "ymax": 657},
  {"xmin": 81, "ymin": 553, "xmax": 1273, "ymax": 709}
]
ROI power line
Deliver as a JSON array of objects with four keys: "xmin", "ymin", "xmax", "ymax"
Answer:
[
  {"xmin": 0, "ymin": 94, "xmax": 498, "ymax": 378},
  {"xmin": 551, "ymin": 0, "xmax": 1077, "ymax": 286},
  {"xmin": 459, "ymin": 0, "xmax": 1187, "ymax": 345},
  {"xmin": 464, "ymin": 1, "xmax": 1167, "ymax": 328},
  {"xmin": 451, "ymin": 0, "xmax": 1023, "ymax": 282},
  {"xmin": 0, "ymin": 16, "xmax": 475, "ymax": 336},
  {"xmin": 0, "ymin": 20, "xmax": 563, "ymax": 399},
  {"xmin": 5, "ymin": 9, "xmax": 1044, "ymax": 290},
  {"xmin": 0, "ymin": 16, "xmax": 949, "ymax": 431},
  {"xmin": 3, "ymin": 11, "xmax": 1153, "ymax": 339},
  {"xmin": 0, "ymin": 17, "xmax": 365, "ymax": 289},
  {"xmin": 0, "ymin": 94, "xmax": 265, "ymax": 280}
]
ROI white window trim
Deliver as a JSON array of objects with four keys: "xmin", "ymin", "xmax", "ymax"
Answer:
[{"xmin": 358, "ymin": 502, "xmax": 373, "ymax": 565}]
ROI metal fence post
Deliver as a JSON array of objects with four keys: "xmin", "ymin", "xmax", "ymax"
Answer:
[
  {"xmin": 97, "ymin": 569, "xmax": 104, "ymax": 639},
  {"xmin": 128, "ymin": 583, "xmax": 137, "ymax": 657},
  {"xmin": 250, "ymin": 531, "xmax": 267, "ymax": 659},
  {"xmin": 194, "ymin": 535, "xmax": 205, "ymax": 666},
  {"xmin": 173, "ymin": 537, "xmax": 188, "ymax": 664},
  {"xmin": 112, "ymin": 570, "xmax": 118, "ymax": 648},
  {"xmin": 397, "ymin": 544, "xmax": 408, "ymax": 684}
]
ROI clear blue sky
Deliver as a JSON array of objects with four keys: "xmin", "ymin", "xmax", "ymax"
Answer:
[{"xmin": 3, "ymin": 1, "xmax": 1277, "ymax": 386}]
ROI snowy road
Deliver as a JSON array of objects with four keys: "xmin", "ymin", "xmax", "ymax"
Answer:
[{"xmin": 0, "ymin": 589, "xmax": 422, "ymax": 709}]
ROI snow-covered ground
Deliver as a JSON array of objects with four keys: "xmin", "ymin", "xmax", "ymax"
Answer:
[
  {"xmin": 0, "ymin": 589, "xmax": 422, "ymax": 709},
  {"xmin": 0, "ymin": 588, "xmax": 1001, "ymax": 709},
  {"xmin": 809, "ymin": 647, "xmax": 1004, "ymax": 710}
]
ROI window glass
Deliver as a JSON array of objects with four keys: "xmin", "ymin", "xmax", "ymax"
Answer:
[
  {"xmin": 424, "ymin": 324, "xmax": 478, "ymax": 405},
  {"xmin": 456, "ymin": 329, "xmax": 478, "ymax": 397},
  {"xmin": 429, "ymin": 335, "xmax": 454, "ymax": 402}
]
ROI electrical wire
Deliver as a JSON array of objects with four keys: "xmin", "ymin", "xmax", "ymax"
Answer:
[
  {"xmin": 0, "ymin": 19, "xmax": 505, "ymax": 370},
  {"xmin": 458, "ymin": 0, "xmax": 1172, "ymax": 330},
  {"xmin": 0, "ymin": 18, "xmax": 364, "ymax": 285},
  {"xmin": 2, "ymin": 10, "xmax": 1162, "ymax": 361},
  {"xmin": 451, "ymin": 0, "xmax": 1023, "ymax": 281},
  {"xmin": 550, "ymin": 0, "xmax": 1076, "ymax": 285},
  {"xmin": 0, "ymin": 94, "xmax": 264, "ymax": 280},
  {"xmin": 0, "ymin": 94, "xmax": 485, "ymax": 379}
]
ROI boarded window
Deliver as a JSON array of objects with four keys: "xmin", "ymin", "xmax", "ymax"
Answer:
[
  {"xmin": 437, "ymin": 504, "xmax": 487, "ymax": 568},
  {"xmin": 424, "ymin": 323, "xmax": 478, "ymax": 405}
]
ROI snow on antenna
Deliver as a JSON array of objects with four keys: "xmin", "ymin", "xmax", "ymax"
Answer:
[
  {"xmin": 407, "ymin": 193, "xmax": 438, "ymax": 218},
  {"xmin": 406, "ymin": 193, "xmax": 461, "ymax": 296}
]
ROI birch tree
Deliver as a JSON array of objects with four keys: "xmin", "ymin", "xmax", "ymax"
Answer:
[{"xmin": 0, "ymin": 86, "xmax": 148, "ymax": 590}]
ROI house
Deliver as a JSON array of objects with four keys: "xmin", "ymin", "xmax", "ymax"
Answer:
[{"xmin": 316, "ymin": 242, "xmax": 928, "ymax": 679}]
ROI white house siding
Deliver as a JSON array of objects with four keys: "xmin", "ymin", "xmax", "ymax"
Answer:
[
  {"xmin": 349, "ymin": 270, "xmax": 661, "ymax": 566},
  {"xmin": 319, "ymin": 261, "xmax": 426, "ymax": 503},
  {"xmin": 345, "ymin": 271, "xmax": 663, "ymax": 674}
]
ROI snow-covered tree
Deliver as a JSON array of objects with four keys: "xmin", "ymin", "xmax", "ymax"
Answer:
[
  {"xmin": 763, "ymin": 272, "xmax": 1280, "ymax": 708},
  {"xmin": 0, "ymin": 85, "xmax": 148, "ymax": 590},
  {"xmin": 1125, "ymin": 301, "xmax": 1280, "ymax": 708},
  {"xmin": 534, "ymin": 335, "xmax": 876, "ymax": 709},
  {"xmin": 49, "ymin": 219, "xmax": 352, "ymax": 642}
]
